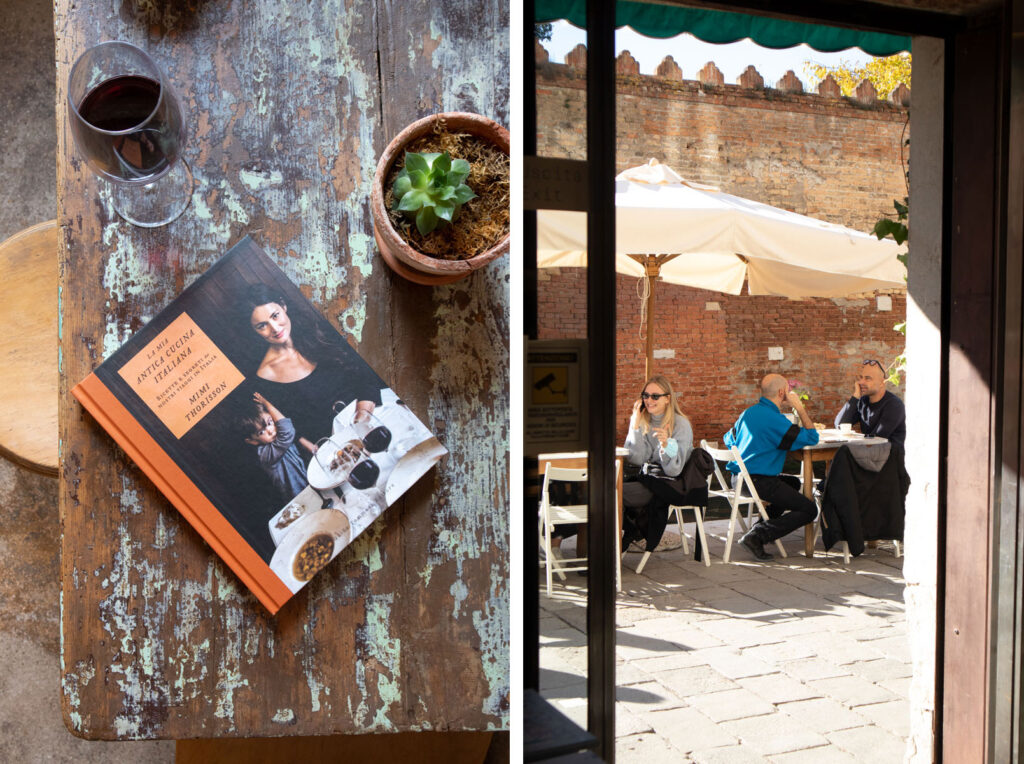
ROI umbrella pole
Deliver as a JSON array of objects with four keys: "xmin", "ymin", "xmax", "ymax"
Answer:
[
  {"xmin": 645, "ymin": 277, "xmax": 654, "ymax": 380},
  {"xmin": 644, "ymin": 256, "xmax": 660, "ymax": 380}
]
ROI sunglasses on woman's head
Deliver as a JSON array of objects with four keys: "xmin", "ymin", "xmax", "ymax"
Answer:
[
  {"xmin": 862, "ymin": 359, "xmax": 885, "ymax": 372},
  {"xmin": 642, "ymin": 392, "xmax": 669, "ymax": 400}
]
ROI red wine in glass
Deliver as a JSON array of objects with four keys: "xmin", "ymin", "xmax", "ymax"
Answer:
[
  {"xmin": 363, "ymin": 425, "xmax": 392, "ymax": 454},
  {"xmin": 348, "ymin": 459, "xmax": 381, "ymax": 491},
  {"xmin": 76, "ymin": 75, "xmax": 179, "ymax": 182},
  {"xmin": 68, "ymin": 41, "xmax": 193, "ymax": 227}
]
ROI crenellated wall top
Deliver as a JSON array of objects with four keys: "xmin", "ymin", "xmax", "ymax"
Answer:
[{"xmin": 535, "ymin": 41, "xmax": 910, "ymax": 109}]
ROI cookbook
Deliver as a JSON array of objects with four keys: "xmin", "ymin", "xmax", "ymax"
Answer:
[{"xmin": 72, "ymin": 236, "xmax": 446, "ymax": 613}]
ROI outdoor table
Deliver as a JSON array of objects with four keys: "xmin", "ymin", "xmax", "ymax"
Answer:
[
  {"xmin": 537, "ymin": 448, "xmax": 706, "ymax": 562},
  {"xmin": 794, "ymin": 431, "xmax": 889, "ymax": 557},
  {"xmin": 56, "ymin": 1, "xmax": 508, "ymax": 742},
  {"xmin": 537, "ymin": 448, "xmax": 629, "ymax": 533}
]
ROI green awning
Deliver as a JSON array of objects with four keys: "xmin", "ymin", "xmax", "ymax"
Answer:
[{"xmin": 535, "ymin": 1, "xmax": 912, "ymax": 56}]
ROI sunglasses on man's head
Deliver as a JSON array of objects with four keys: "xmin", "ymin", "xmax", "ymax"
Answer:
[
  {"xmin": 862, "ymin": 359, "xmax": 885, "ymax": 372},
  {"xmin": 642, "ymin": 392, "xmax": 669, "ymax": 401}
]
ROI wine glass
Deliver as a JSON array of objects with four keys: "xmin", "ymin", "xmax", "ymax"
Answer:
[
  {"xmin": 383, "ymin": 403, "xmax": 423, "ymax": 458},
  {"xmin": 353, "ymin": 412, "xmax": 396, "ymax": 474},
  {"xmin": 335, "ymin": 480, "xmax": 385, "ymax": 525},
  {"xmin": 347, "ymin": 452, "xmax": 382, "ymax": 492},
  {"xmin": 67, "ymin": 41, "xmax": 194, "ymax": 227},
  {"xmin": 379, "ymin": 387, "xmax": 425, "ymax": 456},
  {"xmin": 331, "ymin": 399, "xmax": 351, "ymax": 434}
]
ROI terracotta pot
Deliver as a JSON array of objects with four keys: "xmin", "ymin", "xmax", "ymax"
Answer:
[{"xmin": 372, "ymin": 112, "xmax": 510, "ymax": 286}]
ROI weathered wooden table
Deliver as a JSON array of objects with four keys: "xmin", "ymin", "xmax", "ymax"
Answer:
[{"xmin": 56, "ymin": 1, "xmax": 508, "ymax": 740}]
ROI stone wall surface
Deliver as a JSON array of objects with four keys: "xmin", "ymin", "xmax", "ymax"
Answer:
[{"xmin": 536, "ymin": 46, "xmax": 910, "ymax": 443}]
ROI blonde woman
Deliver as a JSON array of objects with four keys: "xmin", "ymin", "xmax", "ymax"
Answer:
[{"xmin": 622, "ymin": 375, "xmax": 695, "ymax": 552}]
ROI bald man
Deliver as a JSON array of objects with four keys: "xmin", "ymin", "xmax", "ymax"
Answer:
[
  {"xmin": 723, "ymin": 373, "xmax": 820, "ymax": 561},
  {"xmin": 835, "ymin": 359, "xmax": 906, "ymax": 446}
]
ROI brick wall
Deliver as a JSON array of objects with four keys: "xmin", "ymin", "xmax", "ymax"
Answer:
[
  {"xmin": 535, "ymin": 46, "xmax": 910, "ymax": 445},
  {"xmin": 539, "ymin": 267, "xmax": 906, "ymax": 444}
]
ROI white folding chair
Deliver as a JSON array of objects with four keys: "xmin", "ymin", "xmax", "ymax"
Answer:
[
  {"xmin": 538, "ymin": 464, "xmax": 621, "ymax": 595},
  {"xmin": 704, "ymin": 440, "xmax": 753, "ymax": 531},
  {"xmin": 634, "ymin": 498, "xmax": 710, "ymax": 574},
  {"xmin": 700, "ymin": 440, "xmax": 787, "ymax": 562}
]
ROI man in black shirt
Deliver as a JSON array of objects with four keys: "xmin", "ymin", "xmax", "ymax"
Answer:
[{"xmin": 835, "ymin": 359, "xmax": 906, "ymax": 446}]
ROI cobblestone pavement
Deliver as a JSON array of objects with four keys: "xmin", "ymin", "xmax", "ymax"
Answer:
[{"xmin": 539, "ymin": 518, "xmax": 909, "ymax": 763}]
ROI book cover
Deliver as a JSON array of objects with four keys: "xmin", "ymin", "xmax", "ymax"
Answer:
[{"xmin": 72, "ymin": 236, "xmax": 446, "ymax": 613}]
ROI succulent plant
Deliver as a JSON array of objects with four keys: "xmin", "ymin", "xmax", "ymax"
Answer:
[{"xmin": 392, "ymin": 151, "xmax": 476, "ymax": 235}]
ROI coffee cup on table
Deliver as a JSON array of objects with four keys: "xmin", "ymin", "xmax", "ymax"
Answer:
[{"xmin": 839, "ymin": 423, "xmax": 853, "ymax": 433}]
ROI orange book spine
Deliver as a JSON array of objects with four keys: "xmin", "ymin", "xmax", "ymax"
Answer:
[{"xmin": 71, "ymin": 373, "xmax": 292, "ymax": 614}]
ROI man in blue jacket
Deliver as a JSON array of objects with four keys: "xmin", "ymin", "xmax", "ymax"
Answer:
[{"xmin": 725, "ymin": 373, "xmax": 820, "ymax": 561}]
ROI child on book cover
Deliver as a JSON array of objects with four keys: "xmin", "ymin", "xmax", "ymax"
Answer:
[{"xmin": 240, "ymin": 392, "xmax": 311, "ymax": 505}]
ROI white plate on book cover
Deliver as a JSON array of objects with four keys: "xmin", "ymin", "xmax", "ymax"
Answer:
[
  {"xmin": 270, "ymin": 508, "xmax": 352, "ymax": 592},
  {"xmin": 267, "ymin": 485, "xmax": 322, "ymax": 547},
  {"xmin": 383, "ymin": 436, "xmax": 448, "ymax": 505}
]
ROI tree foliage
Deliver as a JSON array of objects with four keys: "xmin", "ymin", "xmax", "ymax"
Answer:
[
  {"xmin": 535, "ymin": 23, "xmax": 553, "ymax": 41},
  {"xmin": 873, "ymin": 194, "xmax": 909, "ymax": 386},
  {"xmin": 874, "ymin": 197, "xmax": 908, "ymax": 248},
  {"xmin": 803, "ymin": 53, "xmax": 911, "ymax": 97},
  {"xmin": 802, "ymin": 54, "xmax": 912, "ymax": 386},
  {"xmin": 886, "ymin": 324, "xmax": 907, "ymax": 388}
]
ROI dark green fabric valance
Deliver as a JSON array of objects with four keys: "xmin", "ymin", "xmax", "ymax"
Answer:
[{"xmin": 535, "ymin": 1, "xmax": 912, "ymax": 56}]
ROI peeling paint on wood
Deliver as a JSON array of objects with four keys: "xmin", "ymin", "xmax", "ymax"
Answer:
[{"xmin": 57, "ymin": 0, "xmax": 508, "ymax": 740}]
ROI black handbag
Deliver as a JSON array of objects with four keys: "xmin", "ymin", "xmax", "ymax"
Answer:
[
  {"xmin": 623, "ymin": 460, "xmax": 666, "ymax": 482},
  {"xmin": 642, "ymin": 461, "xmax": 668, "ymax": 479},
  {"xmin": 629, "ymin": 449, "xmax": 713, "ymax": 490},
  {"xmin": 624, "ymin": 456, "xmax": 676, "ymax": 482}
]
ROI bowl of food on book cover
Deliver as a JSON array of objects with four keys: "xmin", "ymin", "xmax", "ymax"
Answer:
[{"xmin": 270, "ymin": 508, "xmax": 352, "ymax": 591}]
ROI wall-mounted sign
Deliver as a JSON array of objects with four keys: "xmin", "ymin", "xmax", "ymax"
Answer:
[
  {"xmin": 523, "ymin": 156, "xmax": 589, "ymax": 211},
  {"xmin": 524, "ymin": 338, "xmax": 588, "ymax": 455}
]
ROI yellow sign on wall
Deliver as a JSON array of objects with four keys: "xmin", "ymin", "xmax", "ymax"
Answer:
[
  {"xmin": 531, "ymin": 366, "xmax": 570, "ymax": 404},
  {"xmin": 525, "ymin": 339, "xmax": 587, "ymax": 455}
]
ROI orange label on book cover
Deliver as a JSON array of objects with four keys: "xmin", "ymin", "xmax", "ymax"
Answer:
[{"xmin": 117, "ymin": 312, "xmax": 245, "ymax": 439}]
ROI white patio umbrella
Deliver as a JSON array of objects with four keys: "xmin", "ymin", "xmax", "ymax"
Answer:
[{"xmin": 537, "ymin": 159, "xmax": 907, "ymax": 375}]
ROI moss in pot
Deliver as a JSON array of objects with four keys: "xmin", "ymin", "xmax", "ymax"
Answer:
[{"xmin": 372, "ymin": 112, "xmax": 510, "ymax": 285}]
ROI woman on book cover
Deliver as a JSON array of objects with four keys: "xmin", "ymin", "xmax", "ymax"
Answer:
[{"xmin": 241, "ymin": 283, "xmax": 383, "ymax": 451}]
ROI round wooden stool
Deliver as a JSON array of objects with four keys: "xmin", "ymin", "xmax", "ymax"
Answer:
[{"xmin": 0, "ymin": 220, "xmax": 58, "ymax": 476}]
